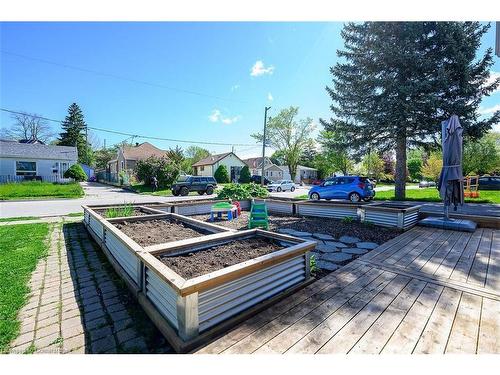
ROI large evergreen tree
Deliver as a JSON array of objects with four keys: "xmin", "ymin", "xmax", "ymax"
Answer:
[
  {"xmin": 322, "ymin": 22, "xmax": 500, "ymax": 199},
  {"xmin": 58, "ymin": 103, "xmax": 93, "ymax": 165}
]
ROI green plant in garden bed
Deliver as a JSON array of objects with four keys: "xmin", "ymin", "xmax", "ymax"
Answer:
[
  {"xmin": 0, "ymin": 223, "xmax": 50, "ymax": 353},
  {"xmin": 0, "ymin": 181, "xmax": 84, "ymax": 200},
  {"xmin": 374, "ymin": 188, "xmax": 500, "ymax": 204},
  {"xmin": 216, "ymin": 183, "xmax": 269, "ymax": 201},
  {"xmin": 105, "ymin": 204, "xmax": 135, "ymax": 218}
]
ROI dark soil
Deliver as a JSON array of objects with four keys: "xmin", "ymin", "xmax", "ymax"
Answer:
[
  {"xmin": 191, "ymin": 211, "xmax": 401, "ymax": 244},
  {"xmin": 94, "ymin": 207, "xmax": 149, "ymax": 218},
  {"xmin": 114, "ymin": 218, "xmax": 209, "ymax": 246},
  {"xmin": 159, "ymin": 237, "xmax": 283, "ymax": 279}
]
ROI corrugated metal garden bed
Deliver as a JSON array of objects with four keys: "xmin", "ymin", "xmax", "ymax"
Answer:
[
  {"xmin": 361, "ymin": 201, "xmax": 422, "ymax": 230},
  {"xmin": 82, "ymin": 204, "xmax": 314, "ymax": 352}
]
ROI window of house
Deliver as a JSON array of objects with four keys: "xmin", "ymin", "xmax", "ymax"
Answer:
[
  {"xmin": 200, "ymin": 166, "xmax": 204, "ymax": 171},
  {"xmin": 121, "ymin": 161, "xmax": 124, "ymax": 170},
  {"xmin": 16, "ymin": 161, "xmax": 36, "ymax": 176}
]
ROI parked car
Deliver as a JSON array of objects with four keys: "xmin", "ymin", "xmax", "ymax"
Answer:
[
  {"xmin": 311, "ymin": 179, "xmax": 324, "ymax": 185},
  {"xmin": 419, "ymin": 180, "xmax": 437, "ymax": 188},
  {"xmin": 308, "ymin": 176, "xmax": 375, "ymax": 202},
  {"xmin": 267, "ymin": 180, "xmax": 296, "ymax": 192},
  {"xmin": 171, "ymin": 175, "xmax": 217, "ymax": 196},
  {"xmin": 478, "ymin": 176, "xmax": 500, "ymax": 190},
  {"xmin": 250, "ymin": 175, "xmax": 272, "ymax": 185}
]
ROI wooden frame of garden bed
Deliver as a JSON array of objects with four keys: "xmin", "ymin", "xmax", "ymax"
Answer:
[
  {"xmin": 82, "ymin": 205, "xmax": 314, "ymax": 352},
  {"xmin": 360, "ymin": 201, "xmax": 422, "ymax": 230}
]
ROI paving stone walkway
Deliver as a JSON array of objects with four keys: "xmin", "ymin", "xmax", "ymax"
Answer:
[{"xmin": 9, "ymin": 221, "xmax": 171, "ymax": 354}]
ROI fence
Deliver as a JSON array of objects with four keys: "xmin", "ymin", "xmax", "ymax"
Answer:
[
  {"xmin": 0, "ymin": 175, "xmax": 74, "ymax": 184},
  {"xmin": 95, "ymin": 171, "xmax": 132, "ymax": 186}
]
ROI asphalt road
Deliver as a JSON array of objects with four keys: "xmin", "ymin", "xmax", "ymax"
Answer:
[{"xmin": 0, "ymin": 182, "xmax": 212, "ymax": 218}]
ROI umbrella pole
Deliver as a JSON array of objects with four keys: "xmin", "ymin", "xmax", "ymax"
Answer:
[{"xmin": 441, "ymin": 121, "xmax": 449, "ymax": 221}]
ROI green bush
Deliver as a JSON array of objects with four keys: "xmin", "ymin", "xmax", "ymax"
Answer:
[
  {"xmin": 214, "ymin": 165, "xmax": 230, "ymax": 183},
  {"xmin": 238, "ymin": 165, "xmax": 252, "ymax": 183},
  {"xmin": 134, "ymin": 156, "xmax": 179, "ymax": 188},
  {"xmin": 63, "ymin": 164, "xmax": 87, "ymax": 181},
  {"xmin": 217, "ymin": 183, "xmax": 269, "ymax": 200}
]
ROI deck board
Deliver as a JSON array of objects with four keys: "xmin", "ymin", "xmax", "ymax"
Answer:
[{"xmin": 195, "ymin": 227, "xmax": 500, "ymax": 354}]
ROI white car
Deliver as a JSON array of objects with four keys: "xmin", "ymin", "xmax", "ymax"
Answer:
[{"xmin": 267, "ymin": 180, "xmax": 296, "ymax": 192}]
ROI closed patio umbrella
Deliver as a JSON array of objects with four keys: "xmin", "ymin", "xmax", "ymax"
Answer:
[{"xmin": 437, "ymin": 115, "xmax": 464, "ymax": 219}]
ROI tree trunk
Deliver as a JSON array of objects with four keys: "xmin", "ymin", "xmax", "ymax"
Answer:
[
  {"xmin": 394, "ymin": 133, "xmax": 407, "ymax": 200},
  {"xmin": 289, "ymin": 164, "xmax": 296, "ymax": 182}
]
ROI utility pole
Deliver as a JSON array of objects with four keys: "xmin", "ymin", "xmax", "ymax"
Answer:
[{"xmin": 261, "ymin": 106, "xmax": 271, "ymax": 186}]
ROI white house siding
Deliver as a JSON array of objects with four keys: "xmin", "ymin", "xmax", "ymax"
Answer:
[
  {"xmin": 0, "ymin": 157, "xmax": 76, "ymax": 183},
  {"xmin": 264, "ymin": 165, "xmax": 284, "ymax": 182},
  {"xmin": 214, "ymin": 154, "xmax": 246, "ymax": 182},
  {"xmin": 195, "ymin": 165, "xmax": 214, "ymax": 177}
]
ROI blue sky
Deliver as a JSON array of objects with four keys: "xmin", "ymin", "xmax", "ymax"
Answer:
[{"xmin": 1, "ymin": 22, "xmax": 499, "ymax": 158}]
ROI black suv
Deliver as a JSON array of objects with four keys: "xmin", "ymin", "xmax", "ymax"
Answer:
[
  {"xmin": 250, "ymin": 175, "xmax": 271, "ymax": 185},
  {"xmin": 171, "ymin": 175, "xmax": 217, "ymax": 196}
]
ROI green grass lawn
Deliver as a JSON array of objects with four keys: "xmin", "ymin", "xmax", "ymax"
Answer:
[
  {"xmin": 0, "ymin": 223, "xmax": 50, "ymax": 353},
  {"xmin": 375, "ymin": 188, "xmax": 500, "ymax": 204},
  {"xmin": 0, "ymin": 182, "xmax": 84, "ymax": 200},
  {"xmin": 0, "ymin": 216, "xmax": 39, "ymax": 223}
]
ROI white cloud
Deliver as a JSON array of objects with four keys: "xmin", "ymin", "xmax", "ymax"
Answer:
[
  {"xmin": 208, "ymin": 109, "xmax": 241, "ymax": 125},
  {"xmin": 479, "ymin": 104, "xmax": 500, "ymax": 115},
  {"xmin": 208, "ymin": 109, "xmax": 221, "ymax": 122},
  {"xmin": 267, "ymin": 92, "xmax": 273, "ymax": 101},
  {"xmin": 250, "ymin": 60, "xmax": 275, "ymax": 77},
  {"xmin": 221, "ymin": 116, "xmax": 241, "ymax": 125},
  {"xmin": 231, "ymin": 84, "xmax": 240, "ymax": 92},
  {"xmin": 485, "ymin": 71, "xmax": 500, "ymax": 94}
]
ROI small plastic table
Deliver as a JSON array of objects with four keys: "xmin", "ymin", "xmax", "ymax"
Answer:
[{"xmin": 210, "ymin": 205, "xmax": 239, "ymax": 221}]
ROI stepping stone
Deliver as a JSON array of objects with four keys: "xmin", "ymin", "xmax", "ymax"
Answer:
[
  {"xmin": 277, "ymin": 228, "xmax": 298, "ymax": 235},
  {"xmin": 324, "ymin": 241, "xmax": 348, "ymax": 248},
  {"xmin": 321, "ymin": 252, "xmax": 353, "ymax": 264},
  {"xmin": 356, "ymin": 242, "xmax": 379, "ymax": 250},
  {"xmin": 293, "ymin": 231, "xmax": 314, "ymax": 237},
  {"xmin": 342, "ymin": 247, "xmax": 369, "ymax": 255},
  {"xmin": 316, "ymin": 260, "xmax": 340, "ymax": 271},
  {"xmin": 316, "ymin": 243, "xmax": 340, "ymax": 253},
  {"xmin": 339, "ymin": 235, "xmax": 361, "ymax": 244},
  {"xmin": 313, "ymin": 233, "xmax": 335, "ymax": 241}
]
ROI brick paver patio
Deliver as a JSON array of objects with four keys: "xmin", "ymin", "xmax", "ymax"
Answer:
[{"xmin": 9, "ymin": 221, "xmax": 172, "ymax": 354}]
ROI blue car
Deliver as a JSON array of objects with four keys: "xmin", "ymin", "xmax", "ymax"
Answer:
[{"xmin": 308, "ymin": 176, "xmax": 375, "ymax": 202}]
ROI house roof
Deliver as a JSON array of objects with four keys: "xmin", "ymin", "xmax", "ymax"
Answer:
[
  {"xmin": 0, "ymin": 140, "xmax": 78, "ymax": 161},
  {"xmin": 243, "ymin": 156, "xmax": 271, "ymax": 169},
  {"xmin": 192, "ymin": 152, "xmax": 232, "ymax": 167},
  {"xmin": 121, "ymin": 142, "xmax": 168, "ymax": 161},
  {"xmin": 278, "ymin": 165, "xmax": 318, "ymax": 172}
]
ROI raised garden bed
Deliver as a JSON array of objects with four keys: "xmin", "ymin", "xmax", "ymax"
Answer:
[
  {"xmin": 294, "ymin": 200, "xmax": 365, "ymax": 220},
  {"xmin": 83, "ymin": 205, "xmax": 314, "ymax": 352},
  {"xmin": 361, "ymin": 201, "xmax": 422, "ymax": 230},
  {"xmin": 191, "ymin": 211, "xmax": 399, "ymax": 244},
  {"xmin": 139, "ymin": 229, "xmax": 313, "ymax": 348},
  {"xmin": 253, "ymin": 198, "xmax": 295, "ymax": 215}
]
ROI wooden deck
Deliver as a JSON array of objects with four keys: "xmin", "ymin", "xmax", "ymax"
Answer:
[{"xmin": 195, "ymin": 227, "xmax": 500, "ymax": 354}]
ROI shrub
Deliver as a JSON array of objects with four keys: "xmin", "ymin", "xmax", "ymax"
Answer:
[
  {"xmin": 135, "ymin": 156, "xmax": 179, "ymax": 188},
  {"xmin": 63, "ymin": 164, "xmax": 87, "ymax": 181},
  {"xmin": 217, "ymin": 183, "xmax": 269, "ymax": 200},
  {"xmin": 238, "ymin": 165, "xmax": 252, "ymax": 183},
  {"xmin": 214, "ymin": 165, "xmax": 230, "ymax": 183}
]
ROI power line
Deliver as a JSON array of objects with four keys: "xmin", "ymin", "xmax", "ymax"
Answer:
[
  {"xmin": 1, "ymin": 50, "xmax": 247, "ymax": 104},
  {"xmin": 0, "ymin": 108, "xmax": 259, "ymax": 147}
]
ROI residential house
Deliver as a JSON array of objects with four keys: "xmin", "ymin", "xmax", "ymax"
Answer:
[
  {"xmin": 192, "ymin": 152, "xmax": 246, "ymax": 181},
  {"xmin": 243, "ymin": 156, "xmax": 284, "ymax": 182},
  {"xmin": 107, "ymin": 142, "xmax": 169, "ymax": 175},
  {"xmin": 0, "ymin": 139, "xmax": 77, "ymax": 183},
  {"xmin": 279, "ymin": 165, "xmax": 318, "ymax": 184}
]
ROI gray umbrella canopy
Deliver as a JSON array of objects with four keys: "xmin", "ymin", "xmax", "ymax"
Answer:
[{"xmin": 437, "ymin": 115, "xmax": 464, "ymax": 210}]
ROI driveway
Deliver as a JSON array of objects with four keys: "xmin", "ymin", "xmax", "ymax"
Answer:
[{"xmin": 0, "ymin": 182, "xmax": 211, "ymax": 218}]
